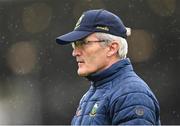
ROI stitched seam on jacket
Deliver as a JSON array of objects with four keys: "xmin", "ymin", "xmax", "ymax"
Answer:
[
  {"xmin": 114, "ymin": 103, "xmax": 155, "ymax": 115},
  {"xmin": 113, "ymin": 105, "xmax": 155, "ymax": 124},
  {"xmin": 113, "ymin": 92, "xmax": 155, "ymax": 112},
  {"xmin": 80, "ymin": 90, "xmax": 95, "ymax": 125},
  {"xmin": 113, "ymin": 104, "xmax": 156, "ymax": 124}
]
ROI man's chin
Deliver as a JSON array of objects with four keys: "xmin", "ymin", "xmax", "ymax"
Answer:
[{"xmin": 77, "ymin": 70, "xmax": 89, "ymax": 77}]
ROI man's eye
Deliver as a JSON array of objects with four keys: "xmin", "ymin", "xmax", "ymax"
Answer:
[
  {"xmin": 78, "ymin": 41, "xmax": 86, "ymax": 46},
  {"xmin": 82, "ymin": 42, "xmax": 87, "ymax": 45},
  {"xmin": 77, "ymin": 42, "xmax": 83, "ymax": 46}
]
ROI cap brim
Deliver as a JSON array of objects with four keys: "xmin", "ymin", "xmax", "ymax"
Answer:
[{"xmin": 56, "ymin": 31, "xmax": 92, "ymax": 45}]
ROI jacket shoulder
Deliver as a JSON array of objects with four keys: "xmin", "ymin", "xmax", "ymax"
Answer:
[{"xmin": 108, "ymin": 72, "xmax": 160, "ymax": 124}]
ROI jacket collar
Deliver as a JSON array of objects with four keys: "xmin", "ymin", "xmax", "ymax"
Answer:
[{"xmin": 86, "ymin": 58, "xmax": 133, "ymax": 87}]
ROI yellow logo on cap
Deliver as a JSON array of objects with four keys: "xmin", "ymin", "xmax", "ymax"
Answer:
[
  {"xmin": 96, "ymin": 26, "xmax": 109, "ymax": 31},
  {"xmin": 74, "ymin": 14, "xmax": 85, "ymax": 30}
]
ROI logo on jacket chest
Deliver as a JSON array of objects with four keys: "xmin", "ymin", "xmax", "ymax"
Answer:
[{"xmin": 89, "ymin": 102, "xmax": 99, "ymax": 116}]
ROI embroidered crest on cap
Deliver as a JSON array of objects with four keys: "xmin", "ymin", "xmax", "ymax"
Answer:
[{"xmin": 74, "ymin": 14, "xmax": 85, "ymax": 30}]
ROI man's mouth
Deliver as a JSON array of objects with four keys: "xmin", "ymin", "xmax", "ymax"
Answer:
[
  {"xmin": 77, "ymin": 60, "xmax": 85, "ymax": 65},
  {"xmin": 77, "ymin": 61, "xmax": 84, "ymax": 63}
]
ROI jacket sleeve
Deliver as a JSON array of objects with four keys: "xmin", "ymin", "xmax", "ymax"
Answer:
[{"xmin": 109, "ymin": 92, "xmax": 160, "ymax": 125}]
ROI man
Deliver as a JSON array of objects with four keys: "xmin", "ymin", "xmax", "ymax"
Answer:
[{"xmin": 56, "ymin": 9, "xmax": 160, "ymax": 125}]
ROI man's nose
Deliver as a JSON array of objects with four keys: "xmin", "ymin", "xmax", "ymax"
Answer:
[{"xmin": 72, "ymin": 48, "xmax": 81, "ymax": 57}]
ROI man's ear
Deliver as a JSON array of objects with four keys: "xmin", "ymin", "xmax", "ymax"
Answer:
[{"xmin": 107, "ymin": 42, "xmax": 119, "ymax": 57}]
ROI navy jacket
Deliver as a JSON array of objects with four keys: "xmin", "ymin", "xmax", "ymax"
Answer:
[{"xmin": 71, "ymin": 58, "xmax": 160, "ymax": 125}]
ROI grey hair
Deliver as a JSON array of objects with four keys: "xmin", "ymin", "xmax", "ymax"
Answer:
[{"xmin": 94, "ymin": 32, "xmax": 128, "ymax": 59}]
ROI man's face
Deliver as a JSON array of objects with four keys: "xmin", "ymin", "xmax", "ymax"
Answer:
[{"xmin": 72, "ymin": 33, "xmax": 110, "ymax": 76}]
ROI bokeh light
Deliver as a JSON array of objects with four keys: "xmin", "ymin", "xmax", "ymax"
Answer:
[
  {"xmin": 0, "ymin": 102, "xmax": 9, "ymax": 124},
  {"xmin": 0, "ymin": 78, "xmax": 42, "ymax": 124},
  {"xmin": 6, "ymin": 41, "xmax": 37, "ymax": 75},
  {"xmin": 22, "ymin": 3, "xmax": 52, "ymax": 33},
  {"xmin": 127, "ymin": 29, "xmax": 157, "ymax": 63}
]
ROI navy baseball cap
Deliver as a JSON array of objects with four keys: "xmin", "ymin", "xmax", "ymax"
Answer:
[{"xmin": 56, "ymin": 9, "xmax": 128, "ymax": 45}]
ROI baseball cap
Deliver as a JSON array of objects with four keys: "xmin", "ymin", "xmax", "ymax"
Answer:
[{"xmin": 56, "ymin": 9, "xmax": 130, "ymax": 45}]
